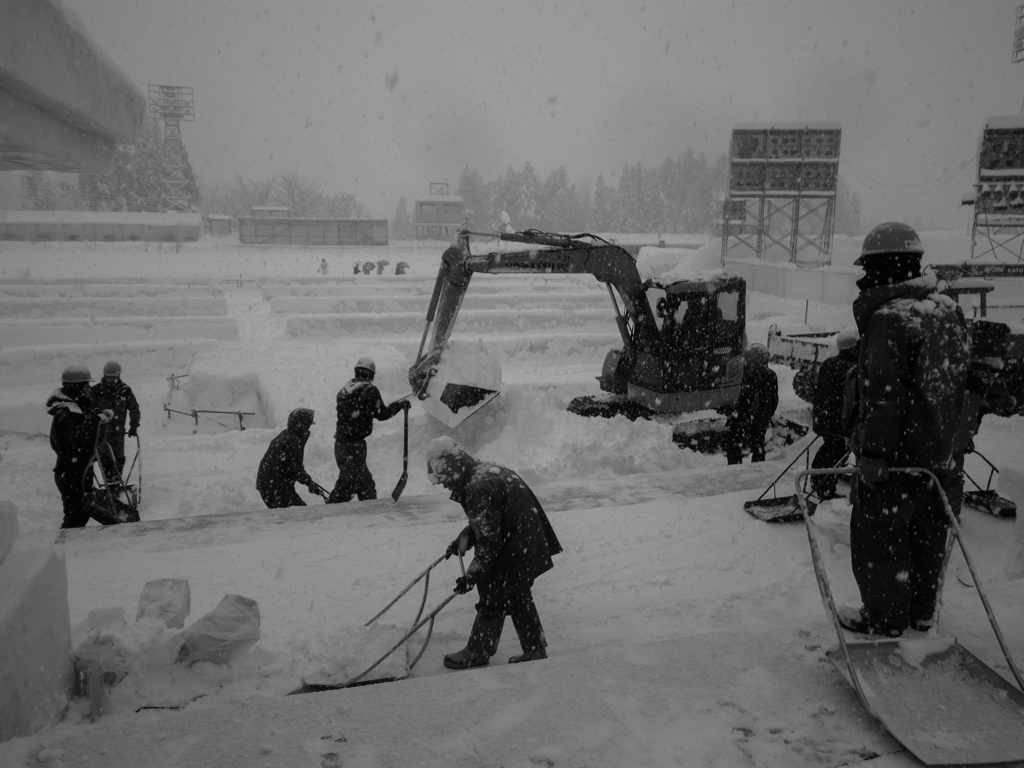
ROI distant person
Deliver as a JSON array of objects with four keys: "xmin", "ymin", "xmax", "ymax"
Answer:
[
  {"xmin": 317, "ymin": 259, "xmax": 328, "ymax": 275},
  {"xmin": 394, "ymin": 261, "xmax": 409, "ymax": 276},
  {"xmin": 361, "ymin": 261, "xmax": 375, "ymax": 275},
  {"xmin": 256, "ymin": 408, "xmax": 322, "ymax": 509},
  {"xmin": 679, "ymin": 296, "xmax": 722, "ymax": 349},
  {"xmin": 352, "ymin": 262, "xmax": 361, "ymax": 275},
  {"xmin": 47, "ymin": 365, "xmax": 112, "ymax": 529},
  {"xmin": 426, "ymin": 437, "xmax": 562, "ymax": 669},
  {"xmin": 810, "ymin": 328, "xmax": 859, "ymax": 500},
  {"xmin": 725, "ymin": 344, "xmax": 779, "ymax": 465},
  {"xmin": 375, "ymin": 260, "xmax": 389, "ymax": 275},
  {"xmin": 327, "ymin": 357, "xmax": 409, "ymax": 503},
  {"xmin": 90, "ymin": 360, "xmax": 140, "ymax": 476},
  {"xmin": 840, "ymin": 222, "xmax": 969, "ymax": 637}
]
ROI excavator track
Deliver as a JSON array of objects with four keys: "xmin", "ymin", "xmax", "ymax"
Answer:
[{"xmin": 567, "ymin": 396, "xmax": 808, "ymax": 456}]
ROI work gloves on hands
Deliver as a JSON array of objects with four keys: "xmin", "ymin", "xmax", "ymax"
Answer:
[
  {"xmin": 444, "ymin": 527, "xmax": 475, "ymax": 560},
  {"xmin": 859, "ymin": 456, "xmax": 889, "ymax": 488},
  {"xmin": 97, "ymin": 409, "xmax": 114, "ymax": 424},
  {"xmin": 401, "ymin": 400, "xmax": 412, "ymax": 413},
  {"xmin": 454, "ymin": 575, "xmax": 475, "ymax": 595},
  {"xmin": 128, "ymin": 426, "xmax": 138, "ymax": 438}
]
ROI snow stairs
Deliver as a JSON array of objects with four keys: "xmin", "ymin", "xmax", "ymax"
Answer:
[{"xmin": 31, "ymin": 621, "xmax": 904, "ymax": 768}]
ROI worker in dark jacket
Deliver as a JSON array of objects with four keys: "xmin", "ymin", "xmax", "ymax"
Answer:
[
  {"xmin": 47, "ymin": 365, "xmax": 113, "ymax": 529},
  {"xmin": 426, "ymin": 437, "xmax": 563, "ymax": 669},
  {"xmin": 90, "ymin": 360, "xmax": 141, "ymax": 476},
  {"xmin": 841, "ymin": 222, "xmax": 970, "ymax": 637},
  {"xmin": 327, "ymin": 357, "xmax": 409, "ymax": 503},
  {"xmin": 810, "ymin": 328, "xmax": 859, "ymax": 499},
  {"xmin": 725, "ymin": 344, "xmax": 779, "ymax": 465},
  {"xmin": 256, "ymin": 408, "xmax": 321, "ymax": 509}
]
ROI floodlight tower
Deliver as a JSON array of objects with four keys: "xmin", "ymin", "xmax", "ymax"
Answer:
[{"xmin": 148, "ymin": 85, "xmax": 195, "ymax": 212}]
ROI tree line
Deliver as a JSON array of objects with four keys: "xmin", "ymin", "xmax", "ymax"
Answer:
[
  {"xmin": 14, "ymin": 124, "xmax": 862, "ymax": 236},
  {"xmin": 393, "ymin": 153, "xmax": 860, "ymax": 238}
]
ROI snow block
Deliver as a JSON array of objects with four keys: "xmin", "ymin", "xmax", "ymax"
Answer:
[
  {"xmin": 0, "ymin": 501, "xmax": 19, "ymax": 566},
  {"xmin": 137, "ymin": 578, "xmax": 191, "ymax": 629},
  {"xmin": 0, "ymin": 546, "xmax": 73, "ymax": 742}
]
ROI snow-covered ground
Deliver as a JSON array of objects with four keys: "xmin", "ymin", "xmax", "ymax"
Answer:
[{"xmin": 1, "ymin": 234, "xmax": 1022, "ymax": 767}]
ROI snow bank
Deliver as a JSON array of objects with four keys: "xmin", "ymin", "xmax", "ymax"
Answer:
[
  {"xmin": 637, "ymin": 239, "xmax": 725, "ymax": 282},
  {"xmin": 0, "ymin": 316, "xmax": 238, "ymax": 346}
]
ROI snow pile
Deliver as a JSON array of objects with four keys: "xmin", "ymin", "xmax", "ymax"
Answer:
[
  {"xmin": 294, "ymin": 622, "xmax": 413, "ymax": 686},
  {"xmin": 636, "ymin": 239, "xmax": 724, "ymax": 282}
]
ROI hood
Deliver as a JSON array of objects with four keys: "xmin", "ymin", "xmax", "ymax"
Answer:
[{"xmin": 852, "ymin": 274, "xmax": 938, "ymax": 333}]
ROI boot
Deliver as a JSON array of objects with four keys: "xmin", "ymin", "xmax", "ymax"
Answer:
[
  {"xmin": 509, "ymin": 601, "xmax": 548, "ymax": 664},
  {"xmin": 443, "ymin": 612, "xmax": 504, "ymax": 670}
]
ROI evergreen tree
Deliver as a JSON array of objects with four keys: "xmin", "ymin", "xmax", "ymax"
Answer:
[
  {"xmin": 539, "ymin": 166, "xmax": 580, "ymax": 232},
  {"xmin": 834, "ymin": 176, "xmax": 862, "ymax": 236},
  {"xmin": 590, "ymin": 174, "xmax": 617, "ymax": 232},
  {"xmin": 456, "ymin": 166, "xmax": 488, "ymax": 230},
  {"xmin": 78, "ymin": 119, "xmax": 200, "ymax": 211},
  {"xmin": 392, "ymin": 197, "xmax": 414, "ymax": 239}
]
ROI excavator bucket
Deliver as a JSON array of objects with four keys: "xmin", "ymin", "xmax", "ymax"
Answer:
[
  {"xmin": 416, "ymin": 339, "xmax": 502, "ymax": 428},
  {"xmin": 421, "ymin": 378, "xmax": 499, "ymax": 429}
]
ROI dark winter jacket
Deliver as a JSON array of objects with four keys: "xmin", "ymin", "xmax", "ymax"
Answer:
[
  {"xmin": 852, "ymin": 276, "xmax": 970, "ymax": 471},
  {"xmin": 90, "ymin": 379, "xmax": 141, "ymax": 435},
  {"xmin": 812, "ymin": 347, "xmax": 858, "ymax": 438},
  {"xmin": 334, "ymin": 378, "xmax": 403, "ymax": 442},
  {"xmin": 256, "ymin": 423, "xmax": 313, "ymax": 495},
  {"xmin": 448, "ymin": 460, "xmax": 562, "ymax": 588},
  {"xmin": 47, "ymin": 388, "xmax": 102, "ymax": 472},
  {"xmin": 727, "ymin": 365, "xmax": 779, "ymax": 437}
]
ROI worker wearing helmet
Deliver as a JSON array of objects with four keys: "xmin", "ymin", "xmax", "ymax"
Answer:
[
  {"xmin": 327, "ymin": 357, "xmax": 410, "ymax": 503},
  {"xmin": 256, "ymin": 408, "xmax": 322, "ymax": 509},
  {"xmin": 46, "ymin": 365, "xmax": 113, "ymax": 528},
  {"xmin": 809, "ymin": 328, "xmax": 860, "ymax": 500},
  {"xmin": 90, "ymin": 360, "xmax": 141, "ymax": 476},
  {"xmin": 840, "ymin": 222, "xmax": 970, "ymax": 637},
  {"xmin": 724, "ymin": 344, "xmax": 779, "ymax": 465}
]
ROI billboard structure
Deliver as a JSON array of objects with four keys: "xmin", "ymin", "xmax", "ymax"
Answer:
[
  {"xmin": 962, "ymin": 116, "xmax": 1024, "ymax": 262},
  {"xmin": 1014, "ymin": 4, "xmax": 1024, "ymax": 63},
  {"xmin": 720, "ymin": 123, "xmax": 840, "ymax": 266},
  {"xmin": 148, "ymin": 85, "xmax": 195, "ymax": 213}
]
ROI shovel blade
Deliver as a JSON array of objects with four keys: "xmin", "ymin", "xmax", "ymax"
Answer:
[
  {"xmin": 391, "ymin": 471, "xmax": 408, "ymax": 502},
  {"xmin": 422, "ymin": 381, "xmax": 500, "ymax": 428}
]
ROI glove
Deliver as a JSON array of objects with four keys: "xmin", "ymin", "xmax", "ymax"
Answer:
[
  {"xmin": 98, "ymin": 409, "xmax": 114, "ymax": 423},
  {"xmin": 454, "ymin": 575, "xmax": 475, "ymax": 595},
  {"xmin": 128, "ymin": 426, "xmax": 138, "ymax": 438},
  {"xmin": 401, "ymin": 399, "xmax": 411, "ymax": 412},
  {"xmin": 859, "ymin": 456, "xmax": 889, "ymax": 488},
  {"xmin": 444, "ymin": 539, "xmax": 460, "ymax": 560},
  {"xmin": 444, "ymin": 528, "xmax": 474, "ymax": 559}
]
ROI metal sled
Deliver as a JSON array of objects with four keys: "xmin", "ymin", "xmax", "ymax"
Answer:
[
  {"xmin": 84, "ymin": 428, "xmax": 140, "ymax": 525},
  {"xmin": 288, "ymin": 552, "xmax": 462, "ymax": 695},
  {"xmin": 963, "ymin": 450, "xmax": 1017, "ymax": 518},
  {"xmin": 797, "ymin": 467, "xmax": 1024, "ymax": 766},
  {"xmin": 743, "ymin": 435, "xmax": 821, "ymax": 523}
]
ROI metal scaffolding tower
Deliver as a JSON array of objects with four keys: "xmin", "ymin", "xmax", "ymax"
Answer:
[
  {"xmin": 148, "ymin": 85, "xmax": 195, "ymax": 213},
  {"xmin": 720, "ymin": 123, "xmax": 840, "ymax": 267},
  {"xmin": 962, "ymin": 116, "xmax": 1024, "ymax": 262}
]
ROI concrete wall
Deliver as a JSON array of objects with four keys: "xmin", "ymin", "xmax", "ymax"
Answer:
[
  {"xmin": 238, "ymin": 217, "xmax": 389, "ymax": 246},
  {"xmin": 0, "ymin": 0, "xmax": 145, "ymax": 173},
  {"xmin": 0, "ymin": 527, "xmax": 74, "ymax": 742},
  {"xmin": 0, "ymin": 211, "xmax": 203, "ymax": 242},
  {"xmin": 726, "ymin": 256, "xmax": 860, "ymax": 306}
]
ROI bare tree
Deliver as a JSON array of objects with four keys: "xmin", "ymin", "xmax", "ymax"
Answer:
[{"xmin": 220, "ymin": 173, "xmax": 277, "ymax": 216}]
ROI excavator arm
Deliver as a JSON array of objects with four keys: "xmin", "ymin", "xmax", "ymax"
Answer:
[{"xmin": 409, "ymin": 230, "xmax": 659, "ymax": 400}]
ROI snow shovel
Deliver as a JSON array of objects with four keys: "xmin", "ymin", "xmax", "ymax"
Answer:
[
  {"xmin": 288, "ymin": 550, "xmax": 464, "ymax": 695},
  {"xmin": 963, "ymin": 449, "xmax": 1017, "ymax": 518},
  {"xmin": 391, "ymin": 406, "xmax": 409, "ymax": 502},
  {"xmin": 743, "ymin": 434, "xmax": 819, "ymax": 523},
  {"xmin": 796, "ymin": 466, "xmax": 1024, "ymax": 767}
]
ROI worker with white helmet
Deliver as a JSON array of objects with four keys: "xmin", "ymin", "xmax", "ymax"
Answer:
[
  {"xmin": 327, "ymin": 357, "xmax": 410, "ymax": 503},
  {"xmin": 46, "ymin": 365, "xmax": 113, "ymax": 528}
]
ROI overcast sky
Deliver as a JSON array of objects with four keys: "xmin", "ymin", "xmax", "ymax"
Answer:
[{"xmin": 64, "ymin": 0, "xmax": 1024, "ymax": 229}]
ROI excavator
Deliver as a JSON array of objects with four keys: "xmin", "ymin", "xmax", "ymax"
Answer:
[{"xmin": 408, "ymin": 229, "xmax": 805, "ymax": 453}]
